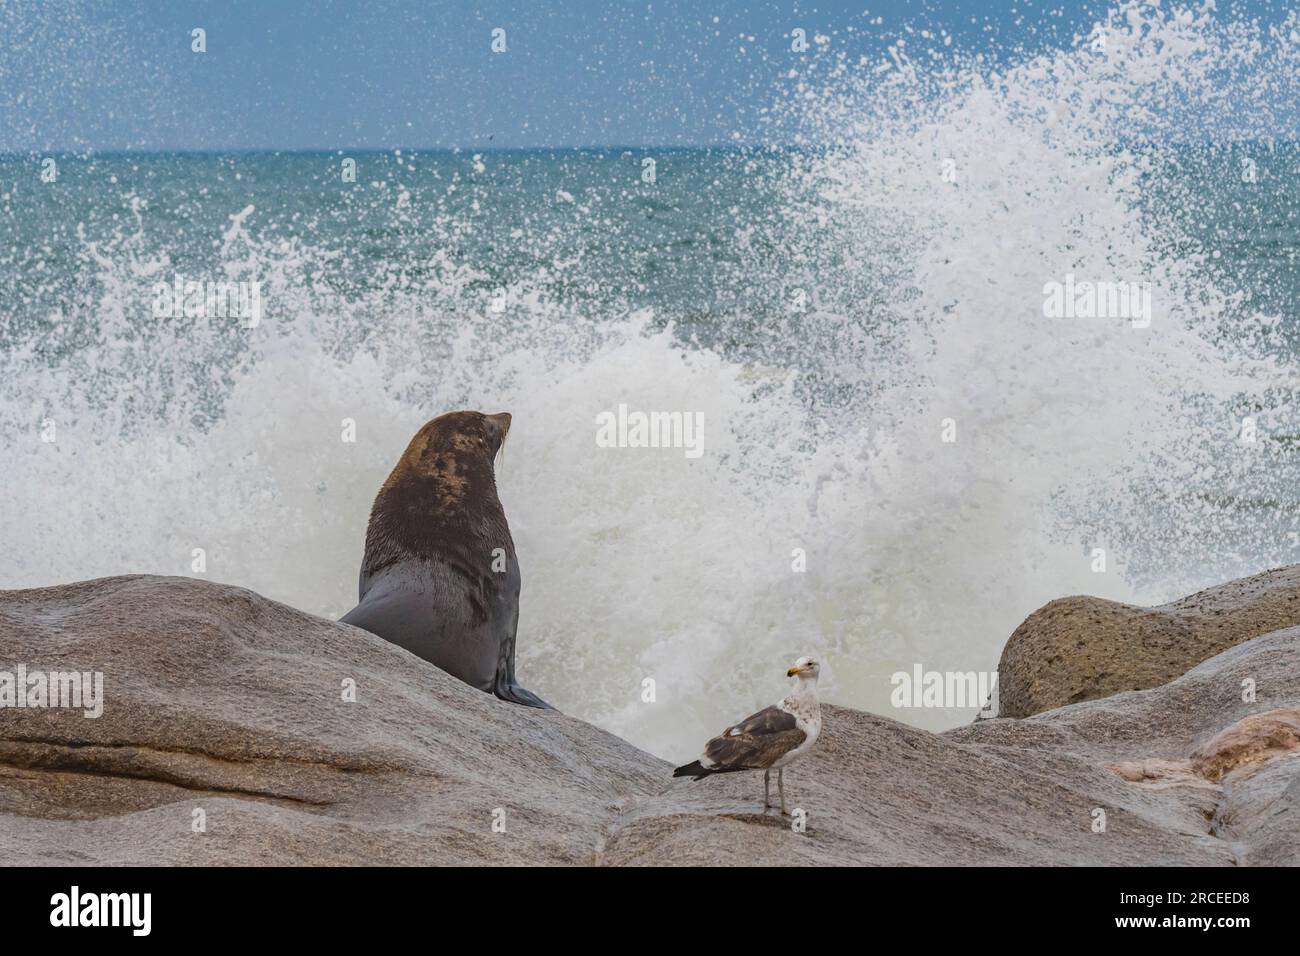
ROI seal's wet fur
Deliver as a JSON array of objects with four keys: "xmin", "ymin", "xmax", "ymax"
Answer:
[{"xmin": 341, "ymin": 410, "xmax": 550, "ymax": 708}]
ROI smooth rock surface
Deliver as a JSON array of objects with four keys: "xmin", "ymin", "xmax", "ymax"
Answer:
[
  {"xmin": 996, "ymin": 565, "xmax": 1300, "ymax": 718},
  {"xmin": 2, "ymin": 574, "xmax": 1298, "ymax": 865}
]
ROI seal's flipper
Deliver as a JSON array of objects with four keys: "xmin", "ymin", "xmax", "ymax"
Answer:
[
  {"xmin": 491, "ymin": 622, "xmax": 551, "ymax": 708},
  {"xmin": 495, "ymin": 681, "xmax": 553, "ymax": 709}
]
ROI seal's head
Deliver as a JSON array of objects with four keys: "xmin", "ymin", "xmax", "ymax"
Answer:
[
  {"xmin": 404, "ymin": 410, "xmax": 511, "ymax": 464},
  {"xmin": 365, "ymin": 410, "xmax": 515, "ymax": 571},
  {"xmin": 384, "ymin": 410, "xmax": 511, "ymax": 497}
]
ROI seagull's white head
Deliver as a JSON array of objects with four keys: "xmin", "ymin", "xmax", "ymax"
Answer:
[{"xmin": 787, "ymin": 656, "xmax": 820, "ymax": 680}]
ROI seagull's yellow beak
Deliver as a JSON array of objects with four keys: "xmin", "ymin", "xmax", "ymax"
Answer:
[{"xmin": 787, "ymin": 666, "xmax": 800, "ymax": 676}]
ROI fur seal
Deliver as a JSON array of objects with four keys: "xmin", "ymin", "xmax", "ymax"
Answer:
[{"xmin": 340, "ymin": 410, "xmax": 551, "ymax": 708}]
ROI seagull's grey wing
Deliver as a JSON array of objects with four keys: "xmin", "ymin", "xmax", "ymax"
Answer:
[{"xmin": 702, "ymin": 705, "xmax": 806, "ymax": 771}]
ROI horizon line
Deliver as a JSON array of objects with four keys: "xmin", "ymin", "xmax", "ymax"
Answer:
[
  {"xmin": 3, "ymin": 139, "xmax": 1299, "ymax": 157},
  {"xmin": 0, "ymin": 143, "xmax": 788, "ymax": 156}
]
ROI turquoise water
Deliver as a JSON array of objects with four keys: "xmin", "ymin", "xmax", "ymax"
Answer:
[{"xmin": 5, "ymin": 144, "xmax": 1294, "ymax": 415}]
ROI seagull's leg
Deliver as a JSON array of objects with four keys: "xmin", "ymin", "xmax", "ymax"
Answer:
[
  {"xmin": 763, "ymin": 769, "xmax": 772, "ymax": 811},
  {"xmin": 778, "ymin": 768, "xmax": 788, "ymax": 816}
]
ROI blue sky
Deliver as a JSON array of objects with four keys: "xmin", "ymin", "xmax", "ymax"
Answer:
[{"xmin": 0, "ymin": 0, "xmax": 1291, "ymax": 150}]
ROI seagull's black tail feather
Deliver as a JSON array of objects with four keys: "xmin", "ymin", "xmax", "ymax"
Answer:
[{"xmin": 673, "ymin": 760, "xmax": 712, "ymax": 780}]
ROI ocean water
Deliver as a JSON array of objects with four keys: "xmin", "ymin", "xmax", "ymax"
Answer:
[{"xmin": 2, "ymin": 2, "xmax": 1298, "ymax": 759}]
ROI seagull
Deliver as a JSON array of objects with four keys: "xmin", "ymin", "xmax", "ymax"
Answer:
[{"xmin": 673, "ymin": 656, "xmax": 822, "ymax": 814}]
